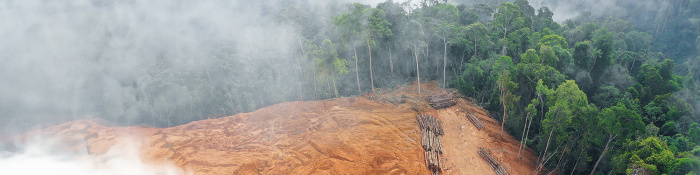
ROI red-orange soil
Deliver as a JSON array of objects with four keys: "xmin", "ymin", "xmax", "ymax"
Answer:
[{"xmin": 8, "ymin": 81, "xmax": 538, "ymax": 175}]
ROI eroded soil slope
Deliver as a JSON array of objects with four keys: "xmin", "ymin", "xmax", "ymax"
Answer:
[{"xmin": 7, "ymin": 82, "xmax": 538, "ymax": 175}]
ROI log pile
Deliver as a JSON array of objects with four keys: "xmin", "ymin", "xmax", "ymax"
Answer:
[
  {"xmin": 417, "ymin": 114, "xmax": 444, "ymax": 174},
  {"xmin": 457, "ymin": 99, "xmax": 485, "ymax": 130},
  {"xmin": 417, "ymin": 113, "xmax": 443, "ymax": 137},
  {"xmin": 465, "ymin": 111, "xmax": 485, "ymax": 130},
  {"xmin": 428, "ymin": 93, "xmax": 456, "ymax": 109},
  {"xmin": 478, "ymin": 147, "xmax": 508, "ymax": 175}
]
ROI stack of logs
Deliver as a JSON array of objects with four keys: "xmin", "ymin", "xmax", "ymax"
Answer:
[
  {"xmin": 417, "ymin": 114, "xmax": 444, "ymax": 174},
  {"xmin": 457, "ymin": 99, "xmax": 485, "ymax": 130},
  {"xmin": 428, "ymin": 93, "xmax": 456, "ymax": 109},
  {"xmin": 465, "ymin": 108, "xmax": 485, "ymax": 130},
  {"xmin": 478, "ymin": 147, "xmax": 508, "ymax": 175}
]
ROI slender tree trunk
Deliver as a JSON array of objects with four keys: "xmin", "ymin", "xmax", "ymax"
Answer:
[
  {"xmin": 502, "ymin": 27, "xmax": 508, "ymax": 56},
  {"xmin": 630, "ymin": 56, "xmax": 638, "ymax": 73},
  {"xmin": 295, "ymin": 35, "xmax": 311, "ymax": 100},
  {"xmin": 415, "ymin": 45, "xmax": 421, "ymax": 95},
  {"xmin": 151, "ymin": 110, "xmax": 156, "ymax": 126},
  {"xmin": 443, "ymin": 39, "xmax": 448, "ymax": 88},
  {"xmin": 408, "ymin": 51, "xmax": 411, "ymax": 76},
  {"xmin": 589, "ymin": 54, "xmax": 597, "ymax": 74},
  {"xmin": 539, "ymin": 93, "xmax": 545, "ymax": 124},
  {"xmin": 553, "ymin": 144, "xmax": 569, "ymax": 174},
  {"xmin": 590, "ymin": 135, "xmax": 616, "ymax": 175},
  {"xmin": 367, "ymin": 39, "xmax": 375, "ymax": 93},
  {"xmin": 502, "ymin": 44, "xmax": 507, "ymax": 56},
  {"xmin": 500, "ymin": 84, "xmax": 507, "ymax": 137},
  {"xmin": 541, "ymin": 52, "xmax": 546, "ymax": 65},
  {"xmin": 295, "ymin": 36, "xmax": 304, "ymax": 100},
  {"xmin": 225, "ymin": 88, "xmax": 236, "ymax": 114},
  {"xmin": 523, "ymin": 110, "xmax": 534, "ymax": 158},
  {"xmin": 292, "ymin": 55, "xmax": 302, "ymax": 100},
  {"xmin": 353, "ymin": 43, "xmax": 362, "ymax": 95},
  {"xmin": 201, "ymin": 55, "xmax": 215, "ymax": 96},
  {"xmin": 541, "ymin": 128, "xmax": 555, "ymax": 164},
  {"xmin": 536, "ymin": 145, "xmax": 560, "ymax": 175},
  {"xmin": 332, "ymin": 73, "xmax": 338, "ymax": 98},
  {"xmin": 425, "ymin": 41, "xmax": 429, "ymax": 61},
  {"xmin": 460, "ymin": 47, "xmax": 466, "ymax": 67},
  {"xmin": 259, "ymin": 92, "xmax": 265, "ymax": 107},
  {"xmin": 519, "ymin": 112, "xmax": 529, "ymax": 159},
  {"xmin": 389, "ymin": 45, "xmax": 393, "ymax": 73},
  {"xmin": 654, "ymin": 17, "xmax": 663, "ymax": 39},
  {"xmin": 570, "ymin": 157, "xmax": 580, "ymax": 175},
  {"xmin": 474, "ymin": 37, "xmax": 478, "ymax": 58},
  {"xmin": 312, "ymin": 57, "xmax": 318, "ymax": 99},
  {"xmin": 661, "ymin": 16, "xmax": 668, "ymax": 34}
]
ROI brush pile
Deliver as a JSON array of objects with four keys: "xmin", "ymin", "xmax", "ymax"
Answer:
[
  {"xmin": 428, "ymin": 93, "xmax": 456, "ymax": 109},
  {"xmin": 478, "ymin": 147, "xmax": 508, "ymax": 175},
  {"xmin": 417, "ymin": 114, "xmax": 444, "ymax": 174}
]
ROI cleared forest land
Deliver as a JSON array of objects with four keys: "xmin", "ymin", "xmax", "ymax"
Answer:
[{"xmin": 6, "ymin": 82, "xmax": 538, "ymax": 175}]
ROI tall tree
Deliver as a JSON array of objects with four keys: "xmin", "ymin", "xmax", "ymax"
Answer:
[
  {"xmin": 313, "ymin": 39, "xmax": 349, "ymax": 98},
  {"xmin": 377, "ymin": 0, "xmax": 407, "ymax": 74},
  {"xmin": 519, "ymin": 98, "xmax": 538, "ymax": 159},
  {"xmin": 590, "ymin": 28, "xmax": 615, "ymax": 87},
  {"xmin": 430, "ymin": 3, "xmax": 461, "ymax": 87},
  {"xmin": 402, "ymin": 20, "xmax": 427, "ymax": 95},
  {"xmin": 538, "ymin": 80, "xmax": 595, "ymax": 173},
  {"xmin": 464, "ymin": 22, "xmax": 490, "ymax": 60},
  {"xmin": 274, "ymin": 6, "xmax": 313, "ymax": 100},
  {"xmin": 590, "ymin": 103, "xmax": 644, "ymax": 175},
  {"xmin": 333, "ymin": 3, "xmax": 369, "ymax": 95},
  {"xmin": 573, "ymin": 41, "xmax": 593, "ymax": 70},
  {"xmin": 489, "ymin": 2, "xmax": 524, "ymax": 56},
  {"xmin": 366, "ymin": 8, "xmax": 393, "ymax": 93},
  {"xmin": 497, "ymin": 69, "xmax": 519, "ymax": 137}
]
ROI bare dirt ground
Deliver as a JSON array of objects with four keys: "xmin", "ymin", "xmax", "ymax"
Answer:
[{"xmin": 6, "ymin": 81, "xmax": 538, "ymax": 175}]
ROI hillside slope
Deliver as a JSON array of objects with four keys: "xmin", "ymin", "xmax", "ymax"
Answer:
[{"xmin": 8, "ymin": 82, "xmax": 538, "ymax": 175}]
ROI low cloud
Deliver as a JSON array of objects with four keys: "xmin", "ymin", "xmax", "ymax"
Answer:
[{"xmin": 0, "ymin": 136, "xmax": 187, "ymax": 175}]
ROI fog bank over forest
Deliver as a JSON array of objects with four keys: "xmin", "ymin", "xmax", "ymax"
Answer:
[
  {"xmin": 0, "ymin": 0, "xmax": 430, "ymax": 129},
  {"xmin": 0, "ymin": 0, "xmax": 306, "ymax": 129}
]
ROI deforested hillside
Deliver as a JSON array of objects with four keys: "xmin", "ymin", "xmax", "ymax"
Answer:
[{"xmin": 3, "ymin": 82, "xmax": 538, "ymax": 175}]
